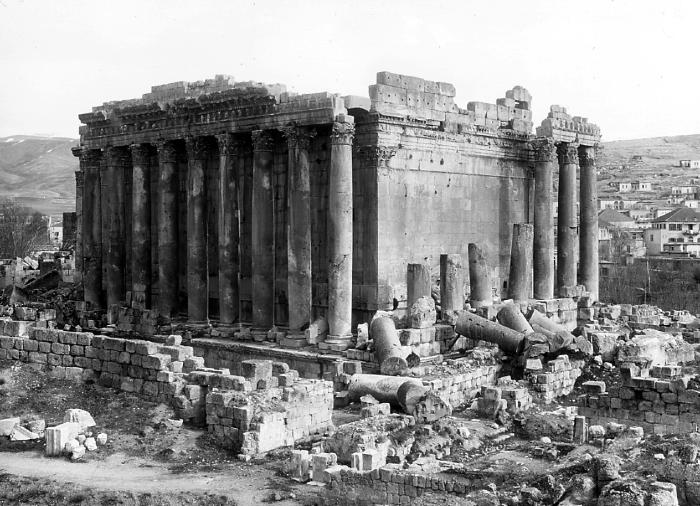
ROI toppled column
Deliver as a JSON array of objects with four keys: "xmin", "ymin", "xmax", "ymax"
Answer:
[
  {"xmin": 130, "ymin": 143, "xmax": 152, "ymax": 309},
  {"xmin": 104, "ymin": 146, "xmax": 129, "ymax": 308},
  {"xmin": 156, "ymin": 141, "xmax": 179, "ymax": 317},
  {"xmin": 556, "ymin": 142, "xmax": 579, "ymax": 297},
  {"xmin": 440, "ymin": 253, "xmax": 464, "ymax": 314},
  {"xmin": 185, "ymin": 136, "xmax": 210, "ymax": 322},
  {"xmin": 579, "ymin": 145, "xmax": 599, "ymax": 301},
  {"xmin": 216, "ymin": 134, "xmax": 241, "ymax": 325},
  {"xmin": 407, "ymin": 263, "xmax": 431, "ymax": 310},
  {"xmin": 507, "ymin": 223, "xmax": 533, "ymax": 301},
  {"xmin": 468, "ymin": 243, "xmax": 492, "ymax": 308},
  {"xmin": 455, "ymin": 311, "xmax": 525, "ymax": 355},
  {"xmin": 74, "ymin": 148, "xmax": 103, "ymax": 309},
  {"xmin": 497, "ymin": 302, "xmax": 533, "ymax": 334},
  {"xmin": 284, "ymin": 127, "xmax": 315, "ymax": 331},
  {"xmin": 348, "ymin": 374, "xmax": 422, "ymax": 405},
  {"xmin": 348, "ymin": 374, "xmax": 451, "ymax": 422},
  {"xmin": 371, "ymin": 316, "xmax": 408, "ymax": 375},
  {"xmin": 251, "ymin": 130, "xmax": 275, "ymax": 328},
  {"xmin": 327, "ymin": 116, "xmax": 355, "ymax": 345},
  {"xmin": 396, "ymin": 381, "xmax": 452, "ymax": 423},
  {"xmin": 532, "ymin": 138, "xmax": 556, "ymax": 300}
]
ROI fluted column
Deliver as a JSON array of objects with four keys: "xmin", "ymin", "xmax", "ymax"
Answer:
[
  {"xmin": 104, "ymin": 146, "xmax": 129, "ymax": 308},
  {"xmin": 74, "ymin": 170, "xmax": 84, "ymax": 282},
  {"xmin": 579, "ymin": 144, "xmax": 599, "ymax": 300},
  {"xmin": 532, "ymin": 138, "xmax": 556, "ymax": 299},
  {"xmin": 130, "ymin": 143, "xmax": 152, "ymax": 309},
  {"xmin": 217, "ymin": 133, "xmax": 240, "ymax": 325},
  {"xmin": 556, "ymin": 141, "xmax": 579, "ymax": 297},
  {"xmin": 251, "ymin": 130, "xmax": 275, "ymax": 329},
  {"xmin": 73, "ymin": 148, "xmax": 103, "ymax": 308},
  {"xmin": 156, "ymin": 141, "xmax": 179, "ymax": 317},
  {"xmin": 327, "ymin": 117, "xmax": 355, "ymax": 344},
  {"xmin": 185, "ymin": 136, "xmax": 210, "ymax": 323},
  {"xmin": 283, "ymin": 126, "xmax": 315, "ymax": 331}
]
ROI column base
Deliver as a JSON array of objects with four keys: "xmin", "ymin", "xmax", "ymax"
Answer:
[
  {"xmin": 322, "ymin": 335, "xmax": 353, "ymax": 352},
  {"xmin": 279, "ymin": 332, "xmax": 308, "ymax": 349}
]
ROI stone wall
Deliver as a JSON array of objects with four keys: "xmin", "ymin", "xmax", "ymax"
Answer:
[
  {"xmin": 355, "ymin": 72, "xmax": 534, "ymax": 306},
  {"xmin": 525, "ymin": 355, "xmax": 584, "ymax": 403},
  {"xmin": 1, "ymin": 325, "xmax": 332, "ymax": 456},
  {"xmin": 321, "ymin": 463, "xmax": 494, "ymax": 505},
  {"xmin": 577, "ymin": 368, "xmax": 700, "ymax": 435},
  {"xmin": 204, "ymin": 360, "xmax": 333, "ymax": 456}
]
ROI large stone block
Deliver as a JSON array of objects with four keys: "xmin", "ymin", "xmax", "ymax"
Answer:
[{"xmin": 45, "ymin": 422, "xmax": 81, "ymax": 456}]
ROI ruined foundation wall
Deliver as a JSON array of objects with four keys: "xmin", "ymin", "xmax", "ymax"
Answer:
[
  {"xmin": 578, "ymin": 369, "xmax": 700, "ymax": 435},
  {"xmin": 0, "ymin": 326, "xmax": 332, "ymax": 455}
]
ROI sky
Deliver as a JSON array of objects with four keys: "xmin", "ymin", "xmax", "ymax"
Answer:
[{"xmin": 0, "ymin": 0, "xmax": 698, "ymax": 141}]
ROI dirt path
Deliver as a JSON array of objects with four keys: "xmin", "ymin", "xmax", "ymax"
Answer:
[{"xmin": 0, "ymin": 450, "xmax": 307, "ymax": 505}]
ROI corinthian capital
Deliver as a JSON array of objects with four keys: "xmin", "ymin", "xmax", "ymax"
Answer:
[
  {"xmin": 331, "ymin": 121, "xmax": 355, "ymax": 145},
  {"xmin": 531, "ymin": 137, "xmax": 556, "ymax": 163},
  {"xmin": 130, "ymin": 143, "xmax": 151, "ymax": 165},
  {"xmin": 156, "ymin": 140, "xmax": 178, "ymax": 164},
  {"xmin": 280, "ymin": 125, "xmax": 316, "ymax": 150},
  {"xmin": 185, "ymin": 136, "xmax": 210, "ymax": 160},
  {"xmin": 104, "ymin": 145, "xmax": 131, "ymax": 167},
  {"xmin": 251, "ymin": 130, "xmax": 275, "ymax": 152},
  {"xmin": 557, "ymin": 141, "xmax": 579, "ymax": 166}
]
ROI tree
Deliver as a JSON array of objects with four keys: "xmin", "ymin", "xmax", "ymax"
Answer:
[{"xmin": 0, "ymin": 199, "xmax": 48, "ymax": 258}]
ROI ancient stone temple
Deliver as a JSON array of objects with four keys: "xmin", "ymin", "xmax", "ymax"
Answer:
[{"xmin": 72, "ymin": 72, "xmax": 601, "ymax": 341}]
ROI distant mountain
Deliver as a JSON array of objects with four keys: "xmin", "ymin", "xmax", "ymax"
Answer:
[
  {"xmin": 598, "ymin": 134, "xmax": 700, "ymax": 197},
  {"xmin": 0, "ymin": 135, "xmax": 78, "ymax": 216}
]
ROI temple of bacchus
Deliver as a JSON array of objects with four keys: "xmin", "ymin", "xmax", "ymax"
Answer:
[{"xmin": 72, "ymin": 71, "xmax": 601, "ymax": 346}]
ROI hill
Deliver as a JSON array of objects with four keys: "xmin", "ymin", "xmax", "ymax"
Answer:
[
  {"xmin": 0, "ymin": 135, "xmax": 78, "ymax": 216},
  {"xmin": 599, "ymin": 134, "xmax": 700, "ymax": 197}
]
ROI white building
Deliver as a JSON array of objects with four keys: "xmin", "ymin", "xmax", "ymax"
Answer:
[{"xmin": 645, "ymin": 207, "xmax": 700, "ymax": 256}]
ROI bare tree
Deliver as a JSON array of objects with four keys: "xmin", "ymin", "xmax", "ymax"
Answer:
[{"xmin": 0, "ymin": 199, "xmax": 48, "ymax": 258}]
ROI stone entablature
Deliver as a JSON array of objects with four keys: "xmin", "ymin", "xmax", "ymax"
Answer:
[{"xmin": 536, "ymin": 105, "xmax": 602, "ymax": 146}]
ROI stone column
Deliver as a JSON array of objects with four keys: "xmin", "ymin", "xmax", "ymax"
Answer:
[
  {"xmin": 74, "ymin": 148, "xmax": 103, "ymax": 308},
  {"xmin": 532, "ymin": 138, "xmax": 556, "ymax": 300},
  {"xmin": 468, "ymin": 243, "xmax": 492, "ymax": 308},
  {"xmin": 130, "ymin": 143, "xmax": 151, "ymax": 309},
  {"xmin": 327, "ymin": 117, "xmax": 355, "ymax": 344},
  {"xmin": 556, "ymin": 141, "xmax": 579, "ymax": 297},
  {"xmin": 104, "ymin": 146, "xmax": 129, "ymax": 308},
  {"xmin": 156, "ymin": 141, "xmax": 179, "ymax": 317},
  {"xmin": 407, "ymin": 263, "xmax": 431, "ymax": 309},
  {"xmin": 185, "ymin": 136, "xmax": 210, "ymax": 323},
  {"xmin": 251, "ymin": 130, "xmax": 275, "ymax": 329},
  {"xmin": 216, "ymin": 133, "xmax": 240, "ymax": 325},
  {"xmin": 283, "ymin": 126, "xmax": 315, "ymax": 332},
  {"xmin": 74, "ymin": 170, "xmax": 84, "ymax": 283},
  {"xmin": 579, "ymin": 144, "xmax": 599, "ymax": 300},
  {"xmin": 507, "ymin": 223, "xmax": 534, "ymax": 301},
  {"xmin": 439, "ymin": 254, "xmax": 464, "ymax": 314}
]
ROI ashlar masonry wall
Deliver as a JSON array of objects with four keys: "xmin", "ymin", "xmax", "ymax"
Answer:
[
  {"xmin": 578, "ymin": 366, "xmax": 700, "ymax": 435},
  {"xmin": 0, "ymin": 326, "xmax": 333, "ymax": 456}
]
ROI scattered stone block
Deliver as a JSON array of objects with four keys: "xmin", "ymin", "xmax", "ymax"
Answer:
[
  {"xmin": 84, "ymin": 437, "xmax": 97, "ymax": 451},
  {"xmin": 96, "ymin": 433, "xmax": 108, "ymax": 446},
  {"xmin": 71, "ymin": 445, "xmax": 86, "ymax": 460},
  {"xmin": 64, "ymin": 409, "xmax": 96, "ymax": 431},
  {"xmin": 10, "ymin": 426, "xmax": 40, "ymax": 441},
  {"xmin": 0, "ymin": 417, "xmax": 20, "ymax": 436}
]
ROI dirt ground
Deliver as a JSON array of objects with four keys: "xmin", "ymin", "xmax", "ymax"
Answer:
[{"xmin": 0, "ymin": 360, "xmax": 321, "ymax": 506}]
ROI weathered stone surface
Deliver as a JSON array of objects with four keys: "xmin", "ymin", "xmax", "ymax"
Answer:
[
  {"xmin": 409, "ymin": 296, "xmax": 436, "ymax": 329},
  {"xmin": 0, "ymin": 417, "xmax": 20, "ymax": 436},
  {"xmin": 64, "ymin": 409, "xmax": 96, "ymax": 431}
]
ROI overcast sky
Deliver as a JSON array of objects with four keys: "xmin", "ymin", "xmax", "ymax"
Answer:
[{"xmin": 0, "ymin": 0, "xmax": 697, "ymax": 141}]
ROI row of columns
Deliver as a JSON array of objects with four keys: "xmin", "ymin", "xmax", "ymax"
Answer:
[
  {"xmin": 75, "ymin": 117, "xmax": 356, "ymax": 338},
  {"xmin": 532, "ymin": 139, "xmax": 599, "ymax": 300}
]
